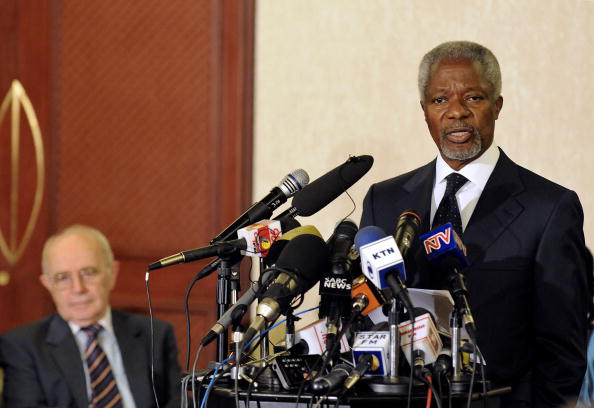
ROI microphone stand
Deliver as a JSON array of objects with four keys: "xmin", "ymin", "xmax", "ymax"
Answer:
[
  {"xmin": 250, "ymin": 257, "xmax": 280, "ymax": 387},
  {"xmin": 448, "ymin": 307, "xmax": 489, "ymax": 395},
  {"xmin": 449, "ymin": 308, "xmax": 468, "ymax": 393},
  {"xmin": 215, "ymin": 253, "xmax": 242, "ymax": 362},
  {"xmin": 366, "ymin": 298, "xmax": 422, "ymax": 394}
]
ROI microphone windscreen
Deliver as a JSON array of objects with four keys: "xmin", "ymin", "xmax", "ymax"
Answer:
[
  {"xmin": 292, "ymin": 155, "xmax": 373, "ymax": 217},
  {"xmin": 354, "ymin": 225, "xmax": 386, "ymax": 251},
  {"xmin": 264, "ymin": 225, "xmax": 322, "ymax": 266},
  {"xmin": 275, "ymin": 233, "xmax": 329, "ymax": 288}
]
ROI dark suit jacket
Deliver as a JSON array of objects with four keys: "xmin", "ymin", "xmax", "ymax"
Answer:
[
  {"xmin": 0, "ymin": 310, "xmax": 181, "ymax": 408},
  {"xmin": 361, "ymin": 149, "xmax": 589, "ymax": 407}
]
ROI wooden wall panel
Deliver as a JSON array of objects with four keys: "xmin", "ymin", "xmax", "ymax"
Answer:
[
  {"xmin": 0, "ymin": 0, "xmax": 54, "ymax": 329},
  {"xmin": 0, "ymin": 0, "xmax": 255, "ymax": 370}
]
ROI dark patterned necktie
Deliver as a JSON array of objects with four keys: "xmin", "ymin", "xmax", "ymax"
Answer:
[
  {"xmin": 432, "ymin": 173, "xmax": 468, "ymax": 236},
  {"xmin": 81, "ymin": 324, "xmax": 123, "ymax": 408}
]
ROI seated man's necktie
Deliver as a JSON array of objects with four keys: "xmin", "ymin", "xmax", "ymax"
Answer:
[{"xmin": 81, "ymin": 324, "xmax": 123, "ymax": 408}]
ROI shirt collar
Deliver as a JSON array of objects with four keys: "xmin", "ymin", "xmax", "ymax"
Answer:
[
  {"xmin": 67, "ymin": 307, "xmax": 114, "ymax": 335},
  {"xmin": 435, "ymin": 142, "xmax": 500, "ymax": 191}
]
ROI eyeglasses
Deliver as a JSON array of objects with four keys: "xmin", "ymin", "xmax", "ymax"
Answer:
[{"xmin": 47, "ymin": 267, "xmax": 104, "ymax": 290}]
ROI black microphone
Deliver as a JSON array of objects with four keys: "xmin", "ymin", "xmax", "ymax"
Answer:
[
  {"xmin": 393, "ymin": 209, "xmax": 421, "ymax": 259},
  {"xmin": 343, "ymin": 353, "xmax": 380, "ymax": 390},
  {"xmin": 274, "ymin": 155, "xmax": 373, "ymax": 220},
  {"xmin": 432, "ymin": 348, "xmax": 452, "ymax": 377},
  {"xmin": 311, "ymin": 364, "xmax": 353, "ymax": 395},
  {"xmin": 421, "ymin": 223, "xmax": 476, "ymax": 339},
  {"xmin": 319, "ymin": 219, "xmax": 358, "ymax": 356},
  {"xmin": 200, "ymin": 225, "xmax": 324, "ymax": 346},
  {"xmin": 148, "ymin": 238, "xmax": 246, "ymax": 271},
  {"xmin": 242, "ymin": 233, "xmax": 329, "ymax": 345},
  {"xmin": 200, "ymin": 269, "xmax": 276, "ymax": 347},
  {"xmin": 212, "ymin": 169, "xmax": 309, "ymax": 243},
  {"xmin": 263, "ymin": 225, "xmax": 321, "ymax": 267}
]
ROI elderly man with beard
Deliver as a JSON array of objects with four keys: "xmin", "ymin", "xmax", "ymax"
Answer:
[{"xmin": 360, "ymin": 41, "xmax": 589, "ymax": 407}]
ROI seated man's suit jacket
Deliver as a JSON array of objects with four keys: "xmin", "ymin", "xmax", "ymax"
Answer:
[
  {"xmin": 360, "ymin": 149, "xmax": 590, "ymax": 407},
  {"xmin": 0, "ymin": 310, "xmax": 181, "ymax": 408}
]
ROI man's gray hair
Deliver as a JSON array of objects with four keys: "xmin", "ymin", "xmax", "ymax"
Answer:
[
  {"xmin": 42, "ymin": 224, "xmax": 114, "ymax": 274},
  {"xmin": 418, "ymin": 41, "xmax": 502, "ymax": 103}
]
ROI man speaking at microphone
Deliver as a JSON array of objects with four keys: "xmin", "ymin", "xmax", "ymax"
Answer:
[{"xmin": 360, "ymin": 41, "xmax": 590, "ymax": 407}]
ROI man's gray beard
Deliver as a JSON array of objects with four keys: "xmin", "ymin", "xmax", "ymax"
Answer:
[{"xmin": 439, "ymin": 129, "xmax": 482, "ymax": 161}]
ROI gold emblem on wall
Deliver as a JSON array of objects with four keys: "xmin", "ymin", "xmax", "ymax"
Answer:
[{"xmin": 0, "ymin": 80, "xmax": 45, "ymax": 282}]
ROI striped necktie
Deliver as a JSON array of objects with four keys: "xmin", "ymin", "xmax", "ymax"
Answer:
[
  {"xmin": 81, "ymin": 324, "xmax": 123, "ymax": 408},
  {"xmin": 432, "ymin": 173, "xmax": 468, "ymax": 237}
]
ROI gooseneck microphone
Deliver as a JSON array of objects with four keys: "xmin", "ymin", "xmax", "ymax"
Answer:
[
  {"xmin": 148, "ymin": 238, "xmax": 246, "ymax": 271},
  {"xmin": 148, "ymin": 220, "xmax": 283, "ymax": 271},
  {"xmin": 242, "ymin": 233, "xmax": 329, "ymax": 346},
  {"xmin": 213, "ymin": 169, "xmax": 309, "ymax": 243}
]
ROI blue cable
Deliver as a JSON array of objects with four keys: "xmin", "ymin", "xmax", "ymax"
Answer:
[{"xmin": 200, "ymin": 306, "xmax": 320, "ymax": 408}]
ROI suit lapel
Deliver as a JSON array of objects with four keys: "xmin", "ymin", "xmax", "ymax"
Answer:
[
  {"xmin": 45, "ymin": 315, "xmax": 88, "ymax": 408},
  {"xmin": 402, "ymin": 160, "xmax": 435, "ymax": 232},
  {"xmin": 463, "ymin": 150, "xmax": 525, "ymax": 266},
  {"xmin": 112, "ymin": 311, "xmax": 151, "ymax": 407}
]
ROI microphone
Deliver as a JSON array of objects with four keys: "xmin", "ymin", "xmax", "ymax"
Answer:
[
  {"xmin": 393, "ymin": 209, "xmax": 421, "ymax": 259},
  {"xmin": 242, "ymin": 233, "xmax": 329, "ymax": 345},
  {"xmin": 319, "ymin": 219, "xmax": 358, "ymax": 354},
  {"xmin": 212, "ymin": 169, "xmax": 309, "ymax": 243},
  {"xmin": 200, "ymin": 225, "xmax": 325, "ymax": 346},
  {"xmin": 328, "ymin": 218, "xmax": 358, "ymax": 276},
  {"xmin": 351, "ymin": 332, "xmax": 389, "ymax": 377},
  {"xmin": 200, "ymin": 269, "xmax": 276, "ymax": 347},
  {"xmin": 148, "ymin": 220, "xmax": 283, "ymax": 270},
  {"xmin": 351, "ymin": 275, "xmax": 386, "ymax": 316},
  {"xmin": 354, "ymin": 226, "xmax": 413, "ymax": 311},
  {"xmin": 344, "ymin": 353, "xmax": 380, "ymax": 390},
  {"xmin": 311, "ymin": 364, "xmax": 353, "ymax": 395},
  {"xmin": 274, "ymin": 155, "xmax": 373, "ymax": 219},
  {"xmin": 432, "ymin": 348, "xmax": 452, "ymax": 377},
  {"xmin": 263, "ymin": 225, "xmax": 322, "ymax": 267},
  {"xmin": 398, "ymin": 308, "xmax": 443, "ymax": 378},
  {"xmin": 420, "ymin": 223, "xmax": 476, "ymax": 339}
]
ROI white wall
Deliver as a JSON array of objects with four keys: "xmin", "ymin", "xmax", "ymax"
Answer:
[{"xmin": 254, "ymin": 0, "xmax": 594, "ymax": 326}]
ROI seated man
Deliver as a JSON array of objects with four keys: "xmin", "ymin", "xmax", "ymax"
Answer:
[{"xmin": 0, "ymin": 225, "xmax": 181, "ymax": 407}]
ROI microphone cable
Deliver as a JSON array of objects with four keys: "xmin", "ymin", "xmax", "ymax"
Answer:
[
  {"xmin": 183, "ymin": 258, "xmax": 222, "ymax": 370},
  {"xmin": 198, "ymin": 306, "xmax": 320, "ymax": 408},
  {"xmin": 406, "ymin": 313, "xmax": 417, "ymax": 408},
  {"xmin": 145, "ymin": 269, "xmax": 162, "ymax": 408},
  {"xmin": 415, "ymin": 372, "xmax": 443, "ymax": 408},
  {"xmin": 243, "ymin": 305, "xmax": 320, "ymax": 408},
  {"xmin": 294, "ymin": 310, "xmax": 357, "ymax": 408}
]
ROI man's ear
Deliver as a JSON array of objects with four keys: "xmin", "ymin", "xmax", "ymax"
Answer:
[
  {"xmin": 420, "ymin": 101, "xmax": 428, "ymax": 122},
  {"xmin": 39, "ymin": 274, "xmax": 51, "ymax": 291},
  {"xmin": 494, "ymin": 95, "xmax": 503, "ymax": 119},
  {"xmin": 109, "ymin": 260, "xmax": 120, "ymax": 289}
]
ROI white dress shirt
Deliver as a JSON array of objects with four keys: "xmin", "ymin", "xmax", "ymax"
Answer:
[
  {"xmin": 430, "ymin": 143, "xmax": 500, "ymax": 232},
  {"xmin": 69, "ymin": 308, "xmax": 137, "ymax": 408}
]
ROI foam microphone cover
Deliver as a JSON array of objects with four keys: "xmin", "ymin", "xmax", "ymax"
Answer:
[
  {"xmin": 274, "ymin": 233, "xmax": 329, "ymax": 290},
  {"xmin": 292, "ymin": 155, "xmax": 373, "ymax": 217},
  {"xmin": 264, "ymin": 225, "xmax": 322, "ymax": 267}
]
